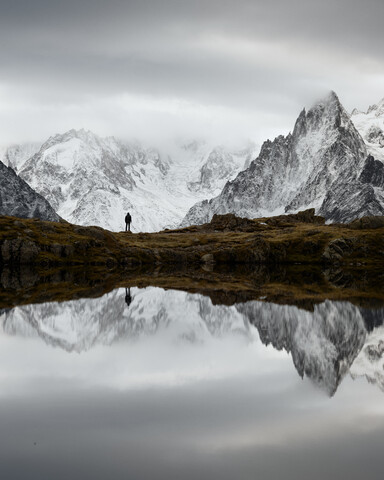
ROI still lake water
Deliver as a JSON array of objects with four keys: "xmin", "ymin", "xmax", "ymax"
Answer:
[{"xmin": 1, "ymin": 286, "xmax": 384, "ymax": 479}]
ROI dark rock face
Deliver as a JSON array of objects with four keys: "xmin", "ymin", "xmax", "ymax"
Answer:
[
  {"xmin": 365, "ymin": 125, "xmax": 384, "ymax": 147},
  {"xmin": 0, "ymin": 160, "xmax": 60, "ymax": 222},
  {"xmin": 319, "ymin": 180, "xmax": 384, "ymax": 223},
  {"xmin": 359, "ymin": 155, "xmax": 384, "ymax": 187},
  {"xmin": 182, "ymin": 91, "xmax": 384, "ymax": 226}
]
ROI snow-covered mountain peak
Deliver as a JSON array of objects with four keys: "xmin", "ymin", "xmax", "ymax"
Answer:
[
  {"xmin": 36, "ymin": 129, "xmax": 125, "ymax": 171},
  {"xmin": 366, "ymin": 98, "xmax": 384, "ymax": 116},
  {"xmin": 6, "ymin": 131, "xmax": 256, "ymax": 231},
  {"xmin": 351, "ymin": 96, "xmax": 384, "ymax": 162},
  {"xmin": 300, "ymin": 90, "xmax": 353, "ymax": 136},
  {"xmin": 1, "ymin": 142, "xmax": 40, "ymax": 172},
  {"xmin": 351, "ymin": 108, "xmax": 362, "ymax": 116},
  {"xmin": 182, "ymin": 91, "xmax": 370, "ymax": 226}
]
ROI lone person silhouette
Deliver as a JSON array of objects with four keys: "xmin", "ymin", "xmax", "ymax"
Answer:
[
  {"xmin": 125, "ymin": 287, "xmax": 132, "ymax": 306},
  {"xmin": 125, "ymin": 212, "xmax": 132, "ymax": 232}
]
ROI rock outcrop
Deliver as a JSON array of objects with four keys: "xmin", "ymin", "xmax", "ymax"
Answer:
[{"xmin": 0, "ymin": 160, "xmax": 60, "ymax": 222}]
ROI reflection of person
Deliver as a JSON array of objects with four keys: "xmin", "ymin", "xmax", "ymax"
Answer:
[
  {"xmin": 125, "ymin": 287, "xmax": 132, "ymax": 307},
  {"xmin": 125, "ymin": 212, "xmax": 132, "ymax": 232}
]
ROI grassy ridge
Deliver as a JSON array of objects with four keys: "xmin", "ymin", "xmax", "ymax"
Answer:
[{"xmin": 1, "ymin": 210, "xmax": 384, "ymax": 268}]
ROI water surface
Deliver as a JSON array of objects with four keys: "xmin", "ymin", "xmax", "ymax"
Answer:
[{"xmin": 0, "ymin": 286, "xmax": 384, "ymax": 479}]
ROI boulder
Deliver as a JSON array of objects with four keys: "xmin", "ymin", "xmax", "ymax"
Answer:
[{"xmin": 348, "ymin": 216, "xmax": 384, "ymax": 230}]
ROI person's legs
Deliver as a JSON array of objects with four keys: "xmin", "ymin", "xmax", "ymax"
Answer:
[
  {"xmin": 125, "ymin": 223, "xmax": 127, "ymax": 232},
  {"xmin": 128, "ymin": 222, "xmax": 131, "ymax": 232}
]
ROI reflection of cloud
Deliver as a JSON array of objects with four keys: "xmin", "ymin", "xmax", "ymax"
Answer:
[{"xmin": 0, "ymin": 357, "xmax": 384, "ymax": 480}]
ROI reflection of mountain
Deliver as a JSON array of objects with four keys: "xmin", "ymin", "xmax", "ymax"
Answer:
[
  {"xmin": 2, "ymin": 287, "xmax": 384, "ymax": 395},
  {"xmin": 1, "ymin": 288, "xmax": 252, "ymax": 352},
  {"xmin": 350, "ymin": 325, "xmax": 384, "ymax": 391},
  {"xmin": 237, "ymin": 301, "xmax": 367, "ymax": 396}
]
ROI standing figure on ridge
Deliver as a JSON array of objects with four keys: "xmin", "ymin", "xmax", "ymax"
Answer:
[{"xmin": 125, "ymin": 212, "xmax": 132, "ymax": 232}]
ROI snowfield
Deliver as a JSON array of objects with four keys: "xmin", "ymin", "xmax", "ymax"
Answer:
[{"xmin": 1, "ymin": 131, "xmax": 258, "ymax": 232}]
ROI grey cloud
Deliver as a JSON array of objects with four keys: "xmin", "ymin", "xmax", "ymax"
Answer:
[{"xmin": 0, "ymin": 0, "xmax": 383, "ymax": 143}]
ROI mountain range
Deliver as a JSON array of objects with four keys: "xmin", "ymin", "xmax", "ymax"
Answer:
[
  {"xmin": 1, "ymin": 133, "xmax": 257, "ymax": 231},
  {"xmin": 183, "ymin": 92, "xmax": 384, "ymax": 226},
  {"xmin": 1, "ymin": 91, "xmax": 383, "ymax": 230}
]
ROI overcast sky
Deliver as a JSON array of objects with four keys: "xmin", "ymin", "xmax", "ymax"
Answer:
[{"xmin": 0, "ymin": 0, "xmax": 383, "ymax": 146}]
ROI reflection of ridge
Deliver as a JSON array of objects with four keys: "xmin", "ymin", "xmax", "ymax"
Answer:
[
  {"xmin": 359, "ymin": 307, "xmax": 384, "ymax": 332},
  {"xmin": 237, "ymin": 301, "xmax": 367, "ymax": 396}
]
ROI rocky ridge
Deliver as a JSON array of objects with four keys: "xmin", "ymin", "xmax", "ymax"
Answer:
[{"xmin": 0, "ymin": 160, "xmax": 60, "ymax": 222}]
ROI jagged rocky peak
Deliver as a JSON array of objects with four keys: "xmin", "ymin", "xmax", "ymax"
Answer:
[
  {"xmin": 351, "ymin": 107, "xmax": 362, "ymax": 116},
  {"xmin": 182, "ymin": 90, "xmax": 372, "ymax": 227},
  {"xmin": 188, "ymin": 144, "xmax": 256, "ymax": 193},
  {"xmin": 367, "ymin": 98, "xmax": 384, "ymax": 116},
  {"xmin": 0, "ymin": 160, "xmax": 60, "ymax": 221},
  {"xmin": 299, "ymin": 91, "xmax": 348, "ymax": 131}
]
